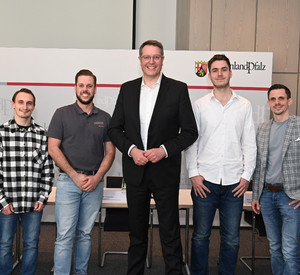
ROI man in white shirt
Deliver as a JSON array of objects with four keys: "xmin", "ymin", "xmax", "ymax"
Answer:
[{"xmin": 185, "ymin": 54, "xmax": 257, "ymax": 275}]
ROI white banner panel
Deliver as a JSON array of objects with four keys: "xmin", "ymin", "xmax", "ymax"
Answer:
[{"xmin": 0, "ymin": 48, "xmax": 273, "ymax": 188}]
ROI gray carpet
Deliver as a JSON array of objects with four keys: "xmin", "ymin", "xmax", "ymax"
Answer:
[{"xmin": 12, "ymin": 223, "xmax": 273, "ymax": 275}]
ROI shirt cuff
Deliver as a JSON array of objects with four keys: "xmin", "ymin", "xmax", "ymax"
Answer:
[
  {"xmin": 160, "ymin": 145, "xmax": 168, "ymax": 158},
  {"xmin": 188, "ymin": 169, "xmax": 200, "ymax": 179},
  {"xmin": 128, "ymin": 145, "xmax": 136, "ymax": 157},
  {"xmin": 241, "ymin": 171, "xmax": 252, "ymax": 182}
]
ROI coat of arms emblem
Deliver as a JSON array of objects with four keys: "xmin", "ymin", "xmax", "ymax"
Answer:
[{"xmin": 195, "ymin": 61, "xmax": 208, "ymax": 77}]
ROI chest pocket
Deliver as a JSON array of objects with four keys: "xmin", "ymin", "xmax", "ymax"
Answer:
[{"xmin": 32, "ymin": 148, "xmax": 45, "ymax": 165}]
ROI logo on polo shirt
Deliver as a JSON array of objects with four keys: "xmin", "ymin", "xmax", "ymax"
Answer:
[{"xmin": 94, "ymin": 122, "xmax": 104, "ymax": 127}]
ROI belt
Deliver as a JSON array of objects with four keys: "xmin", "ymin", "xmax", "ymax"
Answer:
[
  {"xmin": 76, "ymin": 170, "xmax": 98, "ymax": 176},
  {"xmin": 59, "ymin": 169, "xmax": 98, "ymax": 176},
  {"xmin": 265, "ymin": 183, "xmax": 283, "ymax": 192}
]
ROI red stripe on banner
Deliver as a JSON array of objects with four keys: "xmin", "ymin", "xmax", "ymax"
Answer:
[
  {"xmin": 188, "ymin": 85, "xmax": 213, "ymax": 90},
  {"xmin": 7, "ymin": 82, "xmax": 74, "ymax": 87},
  {"xmin": 6, "ymin": 82, "xmax": 268, "ymax": 91},
  {"xmin": 231, "ymin": 86, "xmax": 268, "ymax": 91},
  {"xmin": 7, "ymin": 82, "xmax": 122, "ymax": 88},
  {"xmin": 188, "ymin": 85, "xmax": 268, "ymax": 91},
  {"xmin": 98, "ymin": 84, "xmax": 122, "ymax": 88}
]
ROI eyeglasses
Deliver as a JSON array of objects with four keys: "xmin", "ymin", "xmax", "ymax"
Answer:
[{"xmin": 141, "ymin": 55, "xmax": 163, "ymax": 61}]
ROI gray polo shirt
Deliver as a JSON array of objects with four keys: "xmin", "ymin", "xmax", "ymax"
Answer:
[{"xmin": 48, "ymin": 102, "xmax": 111, "ymax": 171}]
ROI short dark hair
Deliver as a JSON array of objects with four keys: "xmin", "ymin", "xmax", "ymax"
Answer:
[
  {"xmin": 267, "ymin": 84, "xmax": 291, "ymax": 99},
  {"xmin": 139, "ymin": 40, "xmax": 164, "ymax": 57},
  {"xmin": 75, "ymin": 69, "xmax": 97, "ymax": 86},
  {"xmin": 12, "ymin": 88, "xmax": 36, "ymax": 105},
  {"xmin": 208, "ymin": 54, "xmax": 231, "ymax": 72}
]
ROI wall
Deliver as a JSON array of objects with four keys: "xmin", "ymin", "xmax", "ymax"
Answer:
[
  {"xmin": 0, "ymin": 0, "xmax": 178, "ymax": 50},
  {"xmin": 0, "ymin": 0, "xmax": 134, "ymax": 49},
  {"xmin": 1, "ymin": 0, "xmax": 298, "ymax": 105},
  {"xmin": 135, "ymin": 0, "xmax": 177, "ymax": 50},
  {"xmin": 176, "ymin": 0, "xmax": 300, "ymax": 115}
]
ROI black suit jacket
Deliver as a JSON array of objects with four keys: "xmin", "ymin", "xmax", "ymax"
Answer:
[{"xmin": 108, "ymin": 74, "xmax": 198, "ymax": 186}]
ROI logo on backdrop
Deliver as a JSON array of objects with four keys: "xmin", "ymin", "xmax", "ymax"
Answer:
[
  {"xmin": 231, "ymin": 61, "xmax": 266, "ymax": 74},
  {"xmin": 194, "ymin": 60, "xmax": 267, "ymax": 76},
  {"xmin": 195, "ymin": 61, "xmax": 208, "ymax": 77}
]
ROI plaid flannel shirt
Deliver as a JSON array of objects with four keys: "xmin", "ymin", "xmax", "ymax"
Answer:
[{"xmin": 0, "ymin": 118, "xmax": 54, "ymax": 213}]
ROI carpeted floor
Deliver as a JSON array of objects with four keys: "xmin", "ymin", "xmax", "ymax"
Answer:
[{"xmin": 11, "ymin": 223, "xmax": 273, "ymax": 275}]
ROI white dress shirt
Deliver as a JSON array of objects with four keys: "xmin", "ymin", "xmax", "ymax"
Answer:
[
  {"xmin": 139, "ymin": 76, "xmax": 161, "ymax": 149},
  {"xmin": 185, "ymin": 90, "xmax": 257, "ymax": 185},
  {"xmin": 128, "ymin": 74, "xmax": 168, "ymax": 156}
]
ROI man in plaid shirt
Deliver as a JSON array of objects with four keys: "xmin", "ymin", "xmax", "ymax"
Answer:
[{"xmin": 0, "ymin": 88, "xmax": 54, "ymax": 275}]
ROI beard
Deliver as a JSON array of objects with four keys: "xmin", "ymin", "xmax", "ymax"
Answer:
[
  {"xmin": 272, "ymin": 105, "xmax": 288, "ymax": 116},
  {"xmin": 76, "ymin": 93, "xmax": 94, "ymax": 105},
  {"xmin": 211, "ymin": 78, "xmax": 230, "ymax": 89},
  {"xmin": 211, "ymin": 79, "xmax": 230, "ymax": 89}
]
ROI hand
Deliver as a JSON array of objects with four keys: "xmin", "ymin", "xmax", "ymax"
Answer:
[
  {"xmin": 1, "ymin": 204, "xmax": 14, "ymax": 215},
  {"xmin": 130, "ymin": 147, "xmax": 148, "ymax": 166},
  {"xmin": 289, "ymin": 200, "xmax": 300, "ymax": 210},
  {"xmin": 144, "ymin": 147, "xmax": 166, "ymax": 163},
  {"xmin": 191, "ymin": 175, "xmax": 210, "ymax": 198},
  {"xmin": 251, "ymin": 200, "xmax": 261, "ymax": 214},
  {"xmin": 81, "ymin": 176, "xmax": 100, "ymax": 192},
  {"xmin": 232, "ymin": 178, "xmax": 250, "ymax": 197},
  {"xmin": 71, "ymin": 173, "xmax": 89, "ymax": 190},
  {"xmin": 34, "ymin": 202, "xmax": 44, "ymax": 212}
]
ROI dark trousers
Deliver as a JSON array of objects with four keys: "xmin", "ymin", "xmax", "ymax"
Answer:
[{"xmin": 126, "ymin": 168, "xmax": 183, "ymax": 275}]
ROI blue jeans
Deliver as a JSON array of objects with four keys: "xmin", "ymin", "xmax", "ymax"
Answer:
[
  {"xmin": 260, "ymin": 190, "xmax": 300, "ymax": 275},
  {"xmin": 191, "ymin": 181, "xmax": 243, "ymax": 275},
  {"xmin": 0, "ymin": 210, "xmax": 43, "ymax": 275},
  {"xmin": 54, "ymin": 173, "xmax": 103, "ymax": 275}
]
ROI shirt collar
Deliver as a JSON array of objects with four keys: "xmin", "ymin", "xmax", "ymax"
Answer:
[
  {"xmin": 141, "ymin": 74, "xmax": 162, "ymax": 88},
  {"xmin": 7, "ymin": 118, "xmax": 37, "ymax": 133},
  {"xmin": 209, "ymin": 89, "xmax": 238, "ymax": 102},
  {"xmin": 73, "ymin": 102, "xmax": 98, "ymax": 115}
]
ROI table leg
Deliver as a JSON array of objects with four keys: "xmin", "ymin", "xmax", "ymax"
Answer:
[
  {"xmin": 13, "ymin": 219, "xmax": 22, "ymax": 270},
  {"xmin": 251, "ymin": 212, "xmax": 256, "ymax": 272},
  {"xmin": 183, "ymin": 208, "xmax": 190, "ymax": 275},
  {"xmin": 98, "ymin": 209, "xmax": 102, "ymax": 267}
]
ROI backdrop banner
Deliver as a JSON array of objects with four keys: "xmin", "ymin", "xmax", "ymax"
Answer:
[{"xmin": 0, "ymin": 48, "xmax": 272, "ymax": 222}]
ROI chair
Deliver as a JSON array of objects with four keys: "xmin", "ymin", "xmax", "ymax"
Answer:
[
  {"xmin": 240, "ymin": 210, "xmax": 270, "ymax": 272},
  {"xmin": 98, "ymin": 176, "xmax": 153, "ymax": 268}
]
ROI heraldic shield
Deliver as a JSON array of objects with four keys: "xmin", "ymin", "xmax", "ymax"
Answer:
[{"xmin": 195, "ymin": 61, "xmax": 208, "ymax": 77}]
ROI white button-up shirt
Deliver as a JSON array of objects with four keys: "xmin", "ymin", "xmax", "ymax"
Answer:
[
  {"xmin": 139, "ymin": 76, "xmax": 161, "ymax": 149},
  {"xmin": 185, "ymin": 90, "xmax": 256, "ymax": 185},
  {"xmin": 128, "ymin": 75, "xmax": 168, "ymax": 157}
]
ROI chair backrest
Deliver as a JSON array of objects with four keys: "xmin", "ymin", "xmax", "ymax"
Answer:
[
  {"xmin": 104, "ymin": 176, "xmax": 129, "ymax": 232},
  {"xmin": 106, "ymin": 176, "xmax": 123, "ymax": 188}
]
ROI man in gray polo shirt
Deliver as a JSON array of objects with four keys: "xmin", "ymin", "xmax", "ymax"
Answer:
[
  {"xmin": 48, "ymin": 69, "xmax": 115, "ymax": 275},
  {"xmin": 252, "ymin": 84, "xmax": 300, "ymax": 275}
]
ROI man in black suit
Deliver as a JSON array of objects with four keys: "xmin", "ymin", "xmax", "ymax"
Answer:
[{"xmin": 108, "ymin": 40, "xmax": 198, "ymax": 275}]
